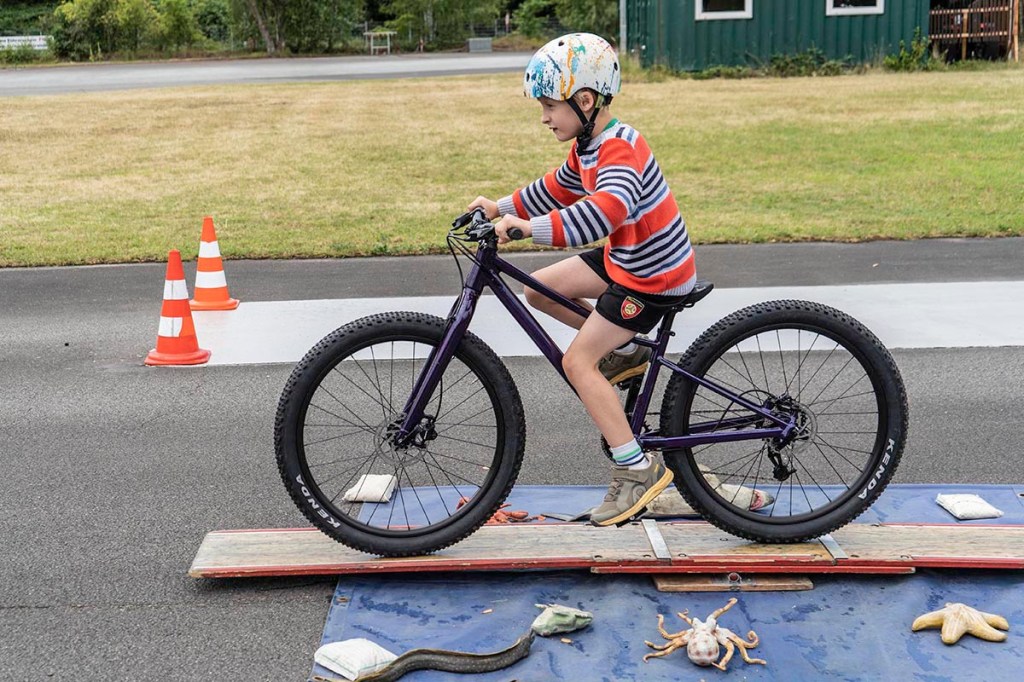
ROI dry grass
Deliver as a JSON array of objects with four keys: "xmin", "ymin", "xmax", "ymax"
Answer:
[{"xmin": 1, "ymin": 68, "xmax": 1022, "ymax": 266}]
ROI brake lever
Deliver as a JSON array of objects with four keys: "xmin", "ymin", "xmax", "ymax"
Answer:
[{"xmin": 452, "ymin": 207, "xmax": 488, "ymax": 229}]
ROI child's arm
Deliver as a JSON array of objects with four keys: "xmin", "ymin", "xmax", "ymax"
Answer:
[
  {"xmin": 496, "ymin": 158, "xmax": 587, "ymax": 220},
  {"xmin": 531, "ymin": 140, "xmax": 641, "ymax": 248}
]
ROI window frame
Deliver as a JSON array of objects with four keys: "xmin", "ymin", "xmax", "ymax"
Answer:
[
  {"xmin": 695, "ymin": 0, "xmax": 754, "ymax": 22},
  {"xmin": 825, "ymin": 0, "xmax": 885, "ymax": 17}
]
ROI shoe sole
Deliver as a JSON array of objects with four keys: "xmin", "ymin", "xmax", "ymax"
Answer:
[
  {"xmin": 605, "ymin": 362, "xmax": 649, "ymax": 386},
  {"xmin": 592, "ymin": 467, "xmax": 675, "ymax": 527}
]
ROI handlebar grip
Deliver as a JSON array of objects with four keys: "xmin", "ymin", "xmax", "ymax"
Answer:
[
  {"xmin": 507, "ymin": 227, "xmax": 525, "ymax": 241},
  {"xmin": 452, "ymin": 207, "xmax": 490, "ymax": 229}
]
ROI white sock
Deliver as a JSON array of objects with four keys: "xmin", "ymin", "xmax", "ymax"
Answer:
[
  {"xmin": 610, "ymin": 439, "xmax": 649, "ymax": 469},
  {"xmin": 613, "ymin": 342, "xmax": 637, "ymax": 356}
]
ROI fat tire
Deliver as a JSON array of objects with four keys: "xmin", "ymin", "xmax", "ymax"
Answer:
[
  {"xmin": 275, "ymin": 312, "xmax": 526, "ymax": 556},
  {"xmin": 660, "ymin": 300, "xmax": 908, "ymax": 543}
]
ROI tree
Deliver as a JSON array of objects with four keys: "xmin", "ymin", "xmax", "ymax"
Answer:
[
  {"xmin": 554, "ymin": 0, "xmax": 616, "ymax": 39},
  {"xmin": 383, "ymin": 0, "xmax": 500, "ymax": 47}
]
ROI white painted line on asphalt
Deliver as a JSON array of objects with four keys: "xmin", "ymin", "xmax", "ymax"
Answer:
[{"xmin": 192, "ymin": 281, "xmax": 1024, "ymax": 366}]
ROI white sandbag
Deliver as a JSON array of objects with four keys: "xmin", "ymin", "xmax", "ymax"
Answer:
[
  {"xmin": 342, "ymin": 474, "xmax": 398, "ymax": 503},
  {"xmin": 314, "ymin": 638, "xmax": 397, "ymax": 680},
  {"xmin": 935, "ymin": 493, "xmax": 1004, "ymax": 520}
]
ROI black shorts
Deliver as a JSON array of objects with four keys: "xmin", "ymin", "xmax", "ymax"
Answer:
[{"xmin": 579, "ymin": 247, "xmax": 689, "ymax": 334}]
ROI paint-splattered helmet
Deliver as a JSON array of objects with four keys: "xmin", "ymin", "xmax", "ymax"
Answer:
[{"xmin": 523, "ymin": 33, "xmax": 621, "ymax": 103}]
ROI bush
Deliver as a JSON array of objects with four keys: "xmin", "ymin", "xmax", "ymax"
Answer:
[
  {"xmin": 692, "ymin": 64, "xmax": 755, "ymax": 80},
  {"xmin": 0, "ymin": 42, "xmax": 52, "ymax": 64},
  {"xmin": 190, "ymin": 0, "xmax": 230, "ymax": 43},
  {"xmin": 50, "ymin": 0, "xmax": 209, "ymax": 58},
  {"xmin": 157, "ymin": 0, "xmax": 198, "ymax": 49},
  {"xmin": 884, "ymin": 28, "xmax": 930, "ymax": 72},
  {"xmin": 554, "ymin": 0, "xmax": 616, "ymax": 38},
  {"xmin": 765, "ymin": 47, "xmax": 853, "ymax": 77},
  {"xmin": 514, "ymin": 0, "xmax": 555, "ymax": 40}
]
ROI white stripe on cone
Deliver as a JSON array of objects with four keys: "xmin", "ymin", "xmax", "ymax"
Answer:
[
  {"xmin": 163, "ymin": 279, "xmax": 189, "ymax": 300},
  {"xmin": 195, "ymin": 270, "xmax": 228, "ymax": 288},
  {"xmin": 158, "ymin": 316, "xmax": 183, "ymax": 337},
  {"xmin": 198, "ymin": 241, "xmax": 222, "ymax": 258}
]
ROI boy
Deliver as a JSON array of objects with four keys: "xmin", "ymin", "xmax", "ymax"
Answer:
[{"xmin": 468, "ymin": 33, "xmax": 697, "ymax": 526}]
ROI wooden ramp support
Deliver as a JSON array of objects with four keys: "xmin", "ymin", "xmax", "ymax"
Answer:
[{"xmin": 189, "ymin": 521, "xmax": 1024, "ymax": 579}]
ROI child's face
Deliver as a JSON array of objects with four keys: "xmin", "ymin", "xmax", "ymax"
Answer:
[{"xmin": 537, "ymin": 97, "xmax": 583, "ymax": 143}]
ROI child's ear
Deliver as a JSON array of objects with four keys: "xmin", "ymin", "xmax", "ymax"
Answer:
[{"xmin": 575, "ymin": 90, "xmax": 596, "ymax": 113}]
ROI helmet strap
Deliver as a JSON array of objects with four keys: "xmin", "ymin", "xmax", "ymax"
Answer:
[{"xmin": 567, "ymin": 96, "xmax": 602, "ymax": 155}]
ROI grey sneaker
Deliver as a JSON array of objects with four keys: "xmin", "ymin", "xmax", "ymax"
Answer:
[
  {"xmin": 599, "ymin": 342, "xmax": 652, "ymax": 385},
  {"xmin": 590, "ymin": 457, "xmax": 674, "ymax": 527}
]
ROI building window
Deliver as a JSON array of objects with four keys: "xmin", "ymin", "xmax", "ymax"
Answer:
[
  {"xmin": 826, "ymin": 0, "xmax": 885, "ymax": 16},
  {"xmin": 695, "ymin": 0, "xmax": 754, "ymax": 21}
]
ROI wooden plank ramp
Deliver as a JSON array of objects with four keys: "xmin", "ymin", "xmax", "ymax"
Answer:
[{"xmin": 189, "ymin": 522, "xmax": 1024, "ymax": 579}]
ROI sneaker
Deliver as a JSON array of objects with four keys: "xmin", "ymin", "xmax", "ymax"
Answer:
[
  {"xmin": 590, "ymin": 456, "xmax": 674, "ymax": 527},
  {"xmin": 599, "ymin": 342, "xmax": 652, "ymax": 385}
]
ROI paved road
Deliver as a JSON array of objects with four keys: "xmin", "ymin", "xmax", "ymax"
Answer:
[
  {"xmin": 0, "ymin": 53, "xmax": 531, "ymax": 97},
  {"xmin": 1, "ymin": 238, "xmax": 1023, "ymax": 679}
]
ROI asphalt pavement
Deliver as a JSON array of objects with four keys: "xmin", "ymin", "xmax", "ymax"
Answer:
[
  {"xmin": 1, "ymin": 238, "xmax": 1023, "ymax": 679},
  {"xmin": 0, "ymin": 52, "xmax": 531, "ymax": 96}
]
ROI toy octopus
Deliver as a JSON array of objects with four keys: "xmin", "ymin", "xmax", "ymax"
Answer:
[{"xmin": 644, "ymin": 597, "xmax": 767, "ymax": 671}]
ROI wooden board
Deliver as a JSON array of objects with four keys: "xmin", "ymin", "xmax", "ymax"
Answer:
[
  {"xmin": 651, "ymin": 573, "xmax": 814, "ymax": 592},
  {"xmin": 189, "ymin": 521, "xmax": 1024, "ymax": 579}
]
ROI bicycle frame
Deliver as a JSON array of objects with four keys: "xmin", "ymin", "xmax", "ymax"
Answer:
[{"xmin": 396, "ymin": 242, "xmax": 797, "ymax": 449}]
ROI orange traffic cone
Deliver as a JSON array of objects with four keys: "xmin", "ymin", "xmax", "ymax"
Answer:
[
  {"xmin": 145, "ymin": 250, "xmax": 211, "ymax": 366},
  {"xmin": 190, "ymin": 216, "xmax": 239, "ymax": 311}
]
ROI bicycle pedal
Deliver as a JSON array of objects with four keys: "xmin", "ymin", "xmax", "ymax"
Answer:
[{"xmin": 616, "ymin": 377, "xmax": 642, "ymax": 391}]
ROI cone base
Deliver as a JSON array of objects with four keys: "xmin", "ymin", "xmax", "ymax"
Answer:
[
  {"xmin": 145, "ymin": 347, "xmax": 211, "ymax": 366},
  {"xmin": 190, "ymin": 297, "xmax": 240, "ymax": 311}
]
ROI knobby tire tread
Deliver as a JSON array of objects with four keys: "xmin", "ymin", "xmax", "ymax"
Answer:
[
  {"xmin": 274, "ymin": 312, "xmax": 526, "ymax": 556},
  {"xmin": 660, "ymin": 300, "xmax": 909, "ymax": 543}
]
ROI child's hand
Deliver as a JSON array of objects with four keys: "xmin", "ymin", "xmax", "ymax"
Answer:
[
  {"xmin": 495, "ymin": 215, "xmax": 532, "ymax": 244},
  {"xmin": 467, "ymin": 197, "xmax": 499, "ymax": 220}
]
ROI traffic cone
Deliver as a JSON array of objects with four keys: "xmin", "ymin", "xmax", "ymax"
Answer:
[
  {"xmin": 145, "ymin": 250, "xmax": 211, "ymax": 366},
  {"xmin": 190, "ymin": 216, "xmax": 239, "ymax": 311}
]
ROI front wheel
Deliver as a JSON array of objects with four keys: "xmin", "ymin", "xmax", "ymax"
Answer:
[
  {"xmin": 660, "ymin": 300, "xmax": 908, "ymax": 543},
  {"xmin": 275, "ymin": 312, "xmax": 526, "ymax": 556}
]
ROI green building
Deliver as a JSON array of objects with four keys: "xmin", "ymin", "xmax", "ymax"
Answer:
[{"xmin": 626, "ymin": 0, "xmax": 932, "ymax": 70}]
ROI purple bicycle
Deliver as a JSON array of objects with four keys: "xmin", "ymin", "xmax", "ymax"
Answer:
[{"xmin": 275, "ymin": 210, "xmax": 908, "ymax": 557}]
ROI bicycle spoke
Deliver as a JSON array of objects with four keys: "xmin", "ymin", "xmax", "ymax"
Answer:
[
  {"xmin": 436, "ymin": 383, "xmax": 488, "ymax": 423},
  {"xmin": 307, "ymin": 401, "xmax": 376, "ymax": 434},
  {"xmin": 812, "ymin": 440, "xmax": 853, "ymax": 484},
  {"xmin": 332, "ymin": 366, "xmax": 392, "ymax": 423},
  {"xmin": 311, "ymin": 384, "xmax": 378, "ymax": 432},
  {"xmin": 776, "ymin": 330, "xmax": 788, "ymax": 389},
  {"xmin": 303, "ymin": 429, "xmax": 373, "ymax": 447},
  {"xmin": 421, "ymin": 448, "xmax": 494, "ymax": 469}
]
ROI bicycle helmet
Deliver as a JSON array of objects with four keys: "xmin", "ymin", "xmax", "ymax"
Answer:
[{"xmin": 523, "ymin": 33, "xmax": 621, "ymax": 153}]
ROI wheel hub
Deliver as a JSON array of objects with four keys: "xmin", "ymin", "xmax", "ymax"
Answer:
[
  {"xmin": 766, "ymin": 394, "xmax": 818, "ymax": 481},
  {"xmin": 376, "ymin": 414, "xmax": 438, "ymax": 464}
]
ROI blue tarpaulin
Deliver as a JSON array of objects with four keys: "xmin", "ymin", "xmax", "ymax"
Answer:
[{"xmin": 314, "ymin": 485, "xmax": 1024, "ymax": 681}]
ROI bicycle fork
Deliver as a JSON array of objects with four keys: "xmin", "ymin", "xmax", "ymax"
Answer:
[{"xmin": 393, "ymin": 270, "xmax": 485, "ymax": 447}]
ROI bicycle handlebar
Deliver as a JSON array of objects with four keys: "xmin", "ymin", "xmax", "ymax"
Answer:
[{"xmin": 451, "ymin": 208, "xmax": 526, "ymax": 242}]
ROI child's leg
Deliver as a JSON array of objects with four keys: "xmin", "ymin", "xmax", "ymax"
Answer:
[
  {"xmin": 562, "ymin": 311, "xmax": 639, "ymax": 447},
  {"xmin": 523, "ymin": 256, "xmax": 607, "ymax": 330},
  {"xmin": 565, "ymin": 311, "xmax": 675, "ymax": 526}
]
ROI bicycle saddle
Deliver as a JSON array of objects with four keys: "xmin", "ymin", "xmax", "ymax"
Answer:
[{"xmin": 672, "ymin": 279, "xmax": 714, "ymax": 310}]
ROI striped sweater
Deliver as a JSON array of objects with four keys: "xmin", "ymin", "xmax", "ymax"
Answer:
[{"xmin": 497, "ymin": 121, "xmax": 696, "ymax": 296}]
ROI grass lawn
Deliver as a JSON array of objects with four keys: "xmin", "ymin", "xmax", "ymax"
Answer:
[{"xmin": 1, "ymin": 68, "xmax": 1022, "ymax": 267}]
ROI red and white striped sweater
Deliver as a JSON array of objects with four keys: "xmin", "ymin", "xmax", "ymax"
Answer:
[{"xmin": 497, "ymin": 121, "xmax": 696, "ymax": 296}]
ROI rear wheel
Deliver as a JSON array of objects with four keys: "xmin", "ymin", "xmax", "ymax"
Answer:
[
  {"xmin": 275, "ymin": 312, "xmax": 526, "ymax": 556},
  {"xmin": 660, "ymin": 301, "xmax": 908, "ymax": 542}
]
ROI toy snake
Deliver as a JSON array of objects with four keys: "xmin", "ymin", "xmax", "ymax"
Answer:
[{"xmin": 313, "ymin": 629, "xmax": 535, "ymax": 682}]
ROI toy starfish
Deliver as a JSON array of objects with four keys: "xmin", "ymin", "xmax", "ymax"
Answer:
[{"xmin": 911, "ymin": 602, "xmax": 1009, "ymax": 644}]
